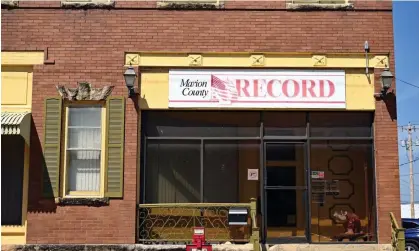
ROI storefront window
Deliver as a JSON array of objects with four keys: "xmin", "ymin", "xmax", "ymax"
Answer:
[
  {"xmin": 309, "ymin": 112, "xmax": 373, "ymax": 137},
  {"xmin": 204, "ymin": 141, "xmax": 259, "ymax": 203},
  {"xmin": 145, "ymin": 140, "xmax": 201, "ymax": 203},
  {"xmin": 144, "ymin": 111, "xmax": 260, "ymax": 137},
  {"xmin": 310, "ymin": 140, "xmax": 376, "ymax": 242},
  {"xmin": 141, "ymin": 110, "xmax": 376, "ymax": 243},
  {"xmin": 264, "ymin": 112, "xmax": 306, "ymax": 137},
  {"xmin": 144, "ymin": 138, "xmax": 259, "ymax": 203}
]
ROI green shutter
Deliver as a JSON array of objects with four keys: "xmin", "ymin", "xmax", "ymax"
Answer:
[
  {"xmin": 42, "ymin": 97, "xmax": 62, "ymax": 198},
  {"xmin": 105, "ymin": 97, "xmax": 125, "ymax": 198}
]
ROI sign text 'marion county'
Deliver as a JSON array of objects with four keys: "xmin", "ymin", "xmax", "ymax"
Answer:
[{"xmin": 180, "ymin": 79, "xmax": 209, "ymax": 98}]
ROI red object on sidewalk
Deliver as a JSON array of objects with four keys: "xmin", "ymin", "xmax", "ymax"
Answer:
[{"xmin": 186, "ymin": 227, "xmax": 213, "ymax": 251}]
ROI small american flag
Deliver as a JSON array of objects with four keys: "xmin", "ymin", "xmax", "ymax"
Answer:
[{"xmin": 211, "ymin": 75, "xmax": 238, "ymax": 103}]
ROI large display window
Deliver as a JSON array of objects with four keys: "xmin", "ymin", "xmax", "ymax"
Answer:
[{"xmin": 140, "ymin": 111, "xmax": 376, "ymax": 244}]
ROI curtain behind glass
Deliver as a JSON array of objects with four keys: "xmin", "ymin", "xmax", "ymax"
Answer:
[
  {"xmin": 145, "ymin": 140, "xmax": 201, "ymax": 203},
  {"xmin": 67, "ymin": 106, "xmax": 102, "ymax": 193}
]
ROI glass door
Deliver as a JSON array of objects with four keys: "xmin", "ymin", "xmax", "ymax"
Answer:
[{"xmin": 263, "ymin": 142, "xmax": 308, "ymax": 243}]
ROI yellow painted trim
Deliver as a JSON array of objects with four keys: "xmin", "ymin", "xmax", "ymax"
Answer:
[
  {"xmin": 345, "ymin": 69, "xmax": 375, "ymax": 110},
  {"xmin": 67, "ymin": 191, "xmax": 100, "ymax": 196},
  {"xmin": 1, "ymin": 52, "xmax": 44, "ymax": 65},
  {"xmin": 1, "ymin": 225, "xmax": 26, "ymax": 245},
  {"xmin": 1, "ymin": 226, "xmax": 26, "ymax": 234},
  {"xmin": 27, "ymin": 71, "xmax": 33, "ymax": 109},
  {"xmin": 61, "ymin": 102, "xmax": 106, "ymax": 198},
  {"xmin": 100, "ymin": 104, "xmax": 106, "ymax": 197},
  {"xmin": 125, "ymin": 52, "xmax": 390, "ymax": 69},
  {"xmin": 139, "ymin": 68, "xmax": 375, "ymax": 110},
  {"xmin": 1, "ymin": 66, "xmax": 33, "ymax": 112}
]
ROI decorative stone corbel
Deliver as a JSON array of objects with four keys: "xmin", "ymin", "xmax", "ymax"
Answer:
[{"xmin": 56, "ymin": 82, "xmax": 114, "ymax": 101}]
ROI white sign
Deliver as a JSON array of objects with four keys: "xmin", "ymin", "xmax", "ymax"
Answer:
[
  {"xmin": 248, "ymin": 169, "xmax": 259, "ymax": 181},
  {"xmin": 168, "ymin": 69, "xmax": 346, "ymax": 108}
]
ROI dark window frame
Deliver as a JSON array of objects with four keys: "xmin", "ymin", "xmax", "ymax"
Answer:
[{"xmin": 139, "ymin": 111, "xmax": 377, "ymax": 244}]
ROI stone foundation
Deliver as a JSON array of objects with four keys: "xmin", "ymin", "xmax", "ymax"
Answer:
[{"xmin": 1, "ymin": 244, "xmax": 393, "ymax": 251}]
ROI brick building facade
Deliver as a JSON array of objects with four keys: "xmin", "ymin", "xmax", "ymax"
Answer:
[{"xmin": 1, "ymin": 0, "xmax": 400, "ymax": 249}]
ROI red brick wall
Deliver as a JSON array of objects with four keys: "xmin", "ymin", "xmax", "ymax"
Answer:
[{"xmin": 1, "ymin": 0, "xmax": 398, "ymax": 244}]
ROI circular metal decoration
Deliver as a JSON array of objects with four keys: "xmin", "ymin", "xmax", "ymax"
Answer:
[{"xmin": 328, "ymin": 155, "xmax": 354, "ymax": 175}]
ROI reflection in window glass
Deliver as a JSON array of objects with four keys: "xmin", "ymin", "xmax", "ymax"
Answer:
[
  {"xmin": 145, "ymin": 140, "xmax": 260, "ymax": 204},
  {"xmin": 266, "ymin": 144, "xmax": 296, "ymax": 161},
  {"xmin": 310, "ymin": 140, "xmax": 376, "ymax": 242},
  {"xmin": 145, "ymin": 140, "xmax": 201, "ymax": 203},
  {"xmin": 266, "ymin": 190, "xmax": 297, "ymax": 227},
  {"xmin": 204, "ymin": 141, "xmax": 259, "ymax": 203},
  {"xmin": 144, "ymin": 111, "xmax": 260, "ymax": 137},
  {"xmin": 264, "ymin": 112, "xmax": 306, "ymax": 137},
  {"xmin": 309, "ymin": 112, "xmax": 373, "ymax": 137}
]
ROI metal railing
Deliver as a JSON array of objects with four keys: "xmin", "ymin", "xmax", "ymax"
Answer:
[
  {"xmin": 390, "ymin": 212, "xmax": 405, "ymax": 251},
  {"xmin": 137, "ymin": 198, "xmax": 260, "ymax": 250}
]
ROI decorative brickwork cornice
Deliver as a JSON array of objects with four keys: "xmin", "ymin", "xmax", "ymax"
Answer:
[{"xmin": 56, "ymin": 82, "xmax": 114, "ymax": 101}]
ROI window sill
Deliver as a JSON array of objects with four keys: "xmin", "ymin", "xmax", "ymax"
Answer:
[
  {"xmin": 286, "ymin": 3, "xmax": 354, "ymax": 10},
  {"xmin": 57, "ymin": 197, "xmax": 109, "ymax": 207},
  {"xmin": 61, "ymin": 1, "xmax": 115, "ymax": 9},
  {"xmin": 157, "ymin": 0, "xmax": 223, "ymax": 10}
]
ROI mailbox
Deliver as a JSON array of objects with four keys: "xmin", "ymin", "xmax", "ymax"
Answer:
[
  {"xmin": 186, "ymin": 227, "xmax": 212, "ymax": 251},
  {"xmin": 228, "ymin": 208, "xmax": 248, "ymax": 226}
]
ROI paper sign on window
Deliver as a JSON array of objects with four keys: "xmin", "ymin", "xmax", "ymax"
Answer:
[
  {"xmin": 248, "ymin": 169, "xmax": 259, "ymax": 180},
  {"xmin": 311, "ymin": 171, "xmax": 325, "ymax": 179}
]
